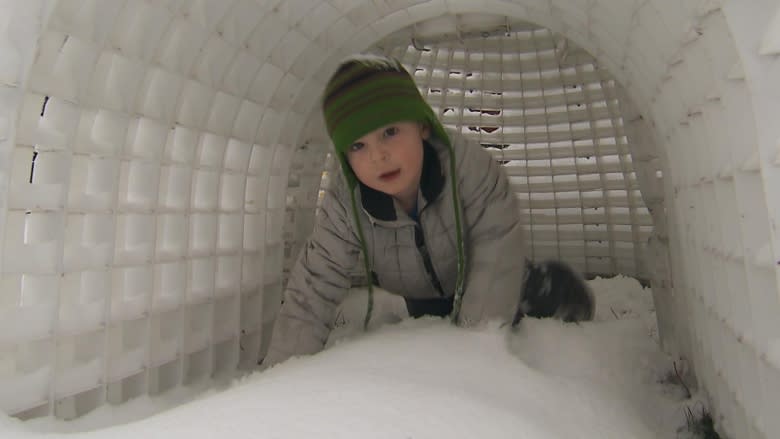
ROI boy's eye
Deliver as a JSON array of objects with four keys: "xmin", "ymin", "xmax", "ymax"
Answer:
[
  {"xmin": 349, "ymin": 142, "xmax": 364, "ymax": 152},
  {"xmin": 384, "ymin": 126, "xmax": 399, "ymax": 137}
]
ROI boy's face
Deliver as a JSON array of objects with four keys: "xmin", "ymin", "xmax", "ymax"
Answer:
[{"xmin": 346, "ymin": 121, "xmax": 430, "ymax": 211}]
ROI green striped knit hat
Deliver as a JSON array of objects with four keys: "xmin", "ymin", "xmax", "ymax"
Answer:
[
  {"xmin": 322, "ymin": 55, "xmax": 452, "ymax": 189},
  {"xmin": 321, "ymin": 55, "xmax": 466, "ymax": 326}
]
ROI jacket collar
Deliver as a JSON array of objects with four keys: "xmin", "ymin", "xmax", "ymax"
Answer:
[{"xmin": 357, "ymin": 140, "xmax": 445, "ymax": 222}]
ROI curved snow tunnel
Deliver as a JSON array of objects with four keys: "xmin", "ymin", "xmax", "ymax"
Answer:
[{"xmin": 0, "ymin": 1, "xmax": 779, "ymax": 437}]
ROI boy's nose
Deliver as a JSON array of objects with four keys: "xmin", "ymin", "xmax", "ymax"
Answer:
[{"xmin": 370, "ymin": 145, "xmax": 389, "ymax": 162}]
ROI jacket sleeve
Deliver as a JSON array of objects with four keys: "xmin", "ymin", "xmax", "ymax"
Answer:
[
  {"xmin": 262, "ymin": 182, "xmax": 360, "ymax": 367},
  {"xmin": 452, "ymin": 134, "xmax": 527, "ymax": 325}
]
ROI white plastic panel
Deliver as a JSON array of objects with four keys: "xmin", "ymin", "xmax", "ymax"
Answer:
[
  {"xmin": 0, "ymin": 0, "xmax": 303, "ymax": 419},
  {"xmin": 0, "ymin": 2, "xmax": 777, "ymax": 438},
  {"xmin": 376, "ymin": 28, "xmax": 651, "ymax": 279}
]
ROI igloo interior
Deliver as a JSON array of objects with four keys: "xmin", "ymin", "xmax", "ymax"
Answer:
[{"xmin": 0, "ymin": 1, "xmax": 779, "ymax": 438}]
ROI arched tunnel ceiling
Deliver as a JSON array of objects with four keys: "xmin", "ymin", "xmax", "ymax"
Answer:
[
  {"xmin": 315, "ymin": 16, "xmax": 658, "ymax": 278},
  {"xmin": 1, "ymin": 2, "xmax": 779, "ymax": 438}
]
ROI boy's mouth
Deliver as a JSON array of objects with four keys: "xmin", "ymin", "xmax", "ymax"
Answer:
[{"xmin": 379, "ymin": 169, "xmax": 401, "ymax": 181}]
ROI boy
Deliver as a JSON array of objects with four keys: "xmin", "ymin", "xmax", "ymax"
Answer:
[{"xmin": 263, "ymin": 55, "xmax": 591, "ymax": 367}]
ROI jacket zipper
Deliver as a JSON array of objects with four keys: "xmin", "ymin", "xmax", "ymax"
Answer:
[{"xmin": 414, "ymin": 224, "xmax": 445, "ymax": 296}]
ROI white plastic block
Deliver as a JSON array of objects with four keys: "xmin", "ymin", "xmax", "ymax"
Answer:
[
  {"xmin": 241, "ymin": 252, "xmax": 263, "ymax": 290},
  {"xmin": 182, "ymin": 348, "xmax": 212, "ymax": 384},
  {"xmin": 124, "ymin": 117, "xmax": 168, "ymax": 160},
  {"xmin": 17, "ymin": 95, "xmax": 80, "ymax": 150},
  {"xmin": 775, "ymin": 137, "xmax": 780, "ymax": 165},
  {"xmin": 223, "ymin": 138, "xmax": 252, "ymax": 172},
  {"xmin": 183, "ymin": 302, "xmax": 212, "ymax": 354},
  {"xmin": 759, "ymin": 5, "xmax": 780, "ymax": 56},
  {"xmin": 256, "ymin": 109, "xmax": 283, "ymax": 145},
  {"xmin": 266, "ymin": 0, "xmax": 311, "ymax": 28},
  {"xmin": 0, "ymin": 24, "xmax": 22, "ymax": 86},
  {"xmin": 217, "ymin": 214, "xmax": 243, "ymax": 254},
  {"xmin": 88, "ymin": 52, "xmax": 145, "ymax": 113},
  {"xmin": 153, "ymin": 262, "xmax": 186, "ymax": 312},
  {"xmin": 213, "ymin": 296, "xmax": 239, "ymax": 342},
  {"xmin": 193, "ymin": 36, "xmax": 237, "ymax": 89},
  {"xmin": 0, "ymin": 114, "xmax": 8, "ymax": 143},
  {"xmin": 156, "ymin": 214, "xmax": 188, "ymax": 260},
  {"xmin": 118, "ymin": 161, "xmax": 161, "ymax": 210},
  {"xmin": 158, "ymin": 165, "xmax": 193, "ymax": 211},
  {"xmin": 149, "ymin": 310, "xmax": 182, "ymax": 366},
  {"xmin": 370, "ymin": 9, "xmax": 410, "ymax": 40},
  {"xmin": 297, "ymin": 2, "xmax": 341, "ymax": 40},
  {"xmin": 270, "ymin": 29, "xmax": 310, "ymax": 73},
  {"xmin": 328, "ymin": 0, "xmax": 364, "ymax": 12},
  {"xmin": 8, "ymin": 148, "xmax": 66, "ymax": 211},
  {"xmin": 76, "ymin": 109, "xmax": 130, "ymax": 155},
  {"xmin": 114, "ymin": 213, "xmax": 154, "ymax": 266},
  {"xmin": 0, "ymin": 341, "xmax": 52, "ymax": 414},
  {"xmin": 242, "ymin": 214, "xmax": 265, "ymax": 252},
  {"xmin": 768, "ymin": 339, "xmax": 780, "ymax": 370},
  {"xmin": 215, "ymin": 254, "xmax": 241, "ymax": 297},
  {"xmin": 191, "ymin": 170, "xmax": 219, "ymax": 211},
  {"xmin": 222, "ymin": 50, "xmax": 262, "ymax": 98},
  {"xmin": 54, "ymin": 331, "xmax": 103, "ymax": 398},
  {"xmin": 107, "ymin": 319, "xmax": 147, "ymax": 381},
  {"xmin": 1, "ymin": 211, "xmax": 62, "ymax": 274},
  {"xmin": 346, "ymin": 1, "xmax": 382, "ymax": 24},
  {"xmin": 27, "ymin": 32, "xmax": 100, "ymax": 102},
  {"xmin": 272, "ymin": 145, "xmax": 294, "ymax": 177},
  {"xmin": 213, "ymin": 337, "xmax": 239, "ymax": 377},
  {"xmin": 188, "ymin": 213, "xmax": 217, "ymax": 255},
  {"xmin": 246, "ymin": 17, "xmax": 286, "ymax": 66},
  {"xmin": 247, "ymin": 62, "xmax": 284, "ymax": 105},
  {"xmin": 279, "ymin": 111, "xmax": 304, "ymax": 145},
  {"xmin": 261, "ymin": 275, "xmax": 283, "ymax": 321},
  {"xmin": 219, "ymin": 174, "xmax": 245, "ymax": 212},
  {"xmin": 319, "ymin": 15, "xmax": 358, "ymax": 51},
  {"xmin": 179, "ymin": 0, "xmax": 232, "ymax": 32},
  {"xmin": 248, "ymin": 143, "xmax": 274, "ymax": 176},
  {"xmin": 154, "ymin": 18, "xmax": 209, "ymax": 75},
  {"xmin": 147, "ymin": 358, "xmax": 181, "ymax": 395},
  {"xmin": 269, "ymin": 73, "xmax": 301, "ymax": 111},
  {"xmin": 0, "ymin": 274, "xmax": 58, "ymax": 344},
  {"xmin": 206, "ymin": 92, "xmax": 242, "ymax": 137},
  {"xmin": 63, "ymin": 213, "xmax": 112, "ymax": 271},
  {"xmin": 48, "ymin": 0, "xmax": 123, "ymax": 45},
  {"xmin": 197, "ymin": 133, "xmax": 227, "ymax": 168},
  {"xmin": 266, "ymin": 209, "xmax": 285, "ymax": 245},
  {"xmin": 110, "ymin": 265, "xmax": 152, "ymax": 321},
  {"xmin": 232, "ymin": 101, "xmax": 263, "ymax": 143},
  {"xmin": 187, "ymin": 257, "xmax": 215, "ymax": 304},
  {"xmin": 138, "ymin": 68, "xmax": 183, "ymax": 123},
  {"xmin": 740, "ymin": 150, "xmax": 761, "ymax": 173},
  {"xmin": 216, "ymin": 0, "xmax": 260, "ymax": 46},
  {"xmin": 239, "ymin": 330, "xmax": 262, "ymax": 369},
  {"xmin": 164, "ymin": 125, "xmax": 198, "ymax": 164},
  {"xmin": 266, "ymin": 175, "xmax": 287, "ymax": 210},
  {"xmin": 753, "ymin": 243, "xmax": 775, "ymax": 269},
  {"xmin": 177, "ymin": 80, "xmax": 216, "ymax": 129},
  {"xmin": 67, "ymin": 155, "xmax": 118, "ymax": 211},
  {"xmin": 109, "ymin": 1, "xmax": 172, "ymax": 62},
  {"xmin": 238, "ymin": 307, "xmax": 261, "ymax": 346},
  {"xmin": 58, "ymin": 271, "xmax": 108, "ymax": 335}
]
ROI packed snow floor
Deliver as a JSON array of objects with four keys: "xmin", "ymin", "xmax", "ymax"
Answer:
[{"xmin": 3, "ymin": 276, "xmax": 701, "ymax": 438}]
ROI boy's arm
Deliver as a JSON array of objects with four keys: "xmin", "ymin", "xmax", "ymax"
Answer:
[
  {"xmin": 262, "ymin": 185, "xmax": 360, "ymax": 367},
  {"xmin": 452, "ymin": 134, "xmax": 526, "ymax": 325}
]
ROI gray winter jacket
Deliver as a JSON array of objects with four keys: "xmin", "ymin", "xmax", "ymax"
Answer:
[{"xmin": 263, "ymin": 131, "xmax": 526, "ymax": 366}]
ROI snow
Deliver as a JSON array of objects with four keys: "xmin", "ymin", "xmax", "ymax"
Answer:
[{"xmin": 2, "ymin": 276, "xmax": 699, "ymax": 438}]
